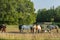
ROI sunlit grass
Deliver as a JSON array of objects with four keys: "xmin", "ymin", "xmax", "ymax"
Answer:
[
  {"xmin": 0, "ymin": 33, "xmax": 60, "ymax": 40},
  {"xmin": 0, "ymin": 25, "xmax": 60, "ymax": 40}
]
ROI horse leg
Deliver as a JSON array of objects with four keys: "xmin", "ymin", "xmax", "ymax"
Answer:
[
  {"xmin": 0, "ymin": 28, "xmax": 1, "ymax": 31},
  {"xmin": 20, "ymin": 29, "xmax": 21, "ymax": 32},
  {"xmin": 0, "ymin": 28, "xmax": 2, "ymax": 32},
  {"xmin": 38, "ymin": 29, "xmax": 40, "ymax": 33},
  {"xmin": 48, "ymin": 29, "xmax": 51, "ymax": 33},
  {"xmin": 56, "ymin": 29, "xmax": 59, "ymax": 33},
  {"xmin": 30, "ymin": 27, "xmax": 33, "ymax": 33},
  {"xmin": 30, "ymin": 29, "xmax": 32, "ymax": 33},
  {"xmin": 1, "ymin": 28, "xmax": 4, "ymax": 32},
  {"xmin": 2, "ymin": 28, "xmax": 6, "ymax": 32},
  {"xmin": 32, "ymin": 28, "xmax": 35, "ymax": 33},
  {"xmin": 3, "ymin": 28, "xmax": 6, "ymax": 32},
  {"xmin": 20, "ymin": 29, "xmax": 22, "ymax": 33},
  {"xmin": 33, "ymin": 28, "xmax": 35, "ymax": 33}
]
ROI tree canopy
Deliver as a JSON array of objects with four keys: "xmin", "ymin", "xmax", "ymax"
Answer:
[
  {"xmin": 36, "ymin": 6, "xmax": 60, "ymax": 22},
  {"xmin": 0, "ymin": 0, "xmax": 36, "ymax": 25}
]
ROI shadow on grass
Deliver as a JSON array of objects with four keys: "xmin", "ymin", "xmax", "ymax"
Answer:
[
  {"xmin": 7, "ymin": 31, "xmax": 34, "ymax": 34},
  {"xmin": 0, "ymin": 38, "xmax": 20, "ymax": 40}
]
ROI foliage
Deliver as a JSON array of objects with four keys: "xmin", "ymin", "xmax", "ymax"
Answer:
[
  {"xmin": 54, "ymin": 6, "xmax": 60, "ymax": 22},
  {"xmin": 36, "ymin": 6, "xmax": 60, "ymax": 22},
  {"xmin": 0, "ymin": 0, "xmax": 36, "ymax": 25}
]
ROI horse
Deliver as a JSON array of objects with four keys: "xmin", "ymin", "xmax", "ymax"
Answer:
[
  {"xmin": 47, "ymin": 25, "xmax": 59, "ymax": 33},
  {"xmin": 19, "ymin": 24, "xmax": 42, "ymax": 33},
  {"xmin": 32, "ymin": 24, "xmax": 42, "ymax": 33},
  {"xmin": 0, "ymin": 24, "xmax": 6, "ymax": 32},
  {"xmin": 19, "ymin": 25, "xmax": 33, "ymax": 33},
  {"xmin": 19, "ymin": 24, "xmax": 23, "ymax": 32}
]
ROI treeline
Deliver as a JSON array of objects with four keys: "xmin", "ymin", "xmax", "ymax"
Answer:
[
  {"xmin": 0, "ymin": 0, "xmax": 36, "ymax": 25},
  {"xmin": 36, "ymin": 6, "xmax": 60, "ymax": 22}
]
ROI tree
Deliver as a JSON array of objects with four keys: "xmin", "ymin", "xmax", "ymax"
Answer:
[
  {"xmin": 54, "ymin": 6, "xmax": 60, "ymax": 22},
  {"xmin": 0, "ymin": 0, "xmax": 36, "ymax": 25},
  {"xmin": 36, "ymin": 8, "xmax": 51, "ymax": 22},
  {"xmin": 36, "ymin": 7, "xmax": 55, "ymax": 22}
]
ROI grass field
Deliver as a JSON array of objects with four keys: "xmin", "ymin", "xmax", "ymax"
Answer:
[{"xmin": 0, "ymin": 25, "xmax": 60, "ymax": 40}]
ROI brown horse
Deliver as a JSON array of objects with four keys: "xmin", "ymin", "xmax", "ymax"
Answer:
[{"xmin": 0, "ymin": 24, "xmax": 6, "ymax": 32}]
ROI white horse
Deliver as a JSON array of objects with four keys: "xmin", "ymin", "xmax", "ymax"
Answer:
[
  {"xmin": 47, "ymin": 25, "xmax": 59, "ymax": 33},
  {"xmin": 33, "ymin": 24, "xmax": 42, "ymax": 33},
  {"xmin": 19, "ymin": 25, "xmax": 32, "ymax": 32},
  {"xmin": 22, "ymin": 25, "xmax": 32, "ymax": 30}
]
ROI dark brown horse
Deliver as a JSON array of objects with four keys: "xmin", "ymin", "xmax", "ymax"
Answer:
[{"xmin": 0, "ymin": 24, "xmax": 6, "ymax": 32}]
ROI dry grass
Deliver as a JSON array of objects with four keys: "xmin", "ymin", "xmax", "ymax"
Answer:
[
  {"xmin": 0, "ymin": 33, "xmax": 60, "ymax": 40},
  {"xmin": 0, "ymin": 25, "xmax": 60, "ymax": 40}
]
